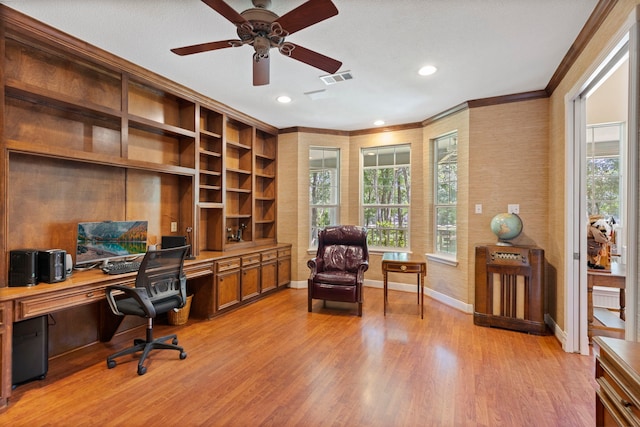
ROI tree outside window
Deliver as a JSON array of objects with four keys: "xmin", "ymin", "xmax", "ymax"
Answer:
[
  {"xmin": 362, "ymin": 145, "xmax": 410, "ymax": 249},
  {"xmin": 586, "ymin": 122, "xmax": 623, "ymax": 222},
  {"xmin": 434, "ymin": 133, "xmax": 457, "ymax": 256},
  {"xmin": 309, "ymin": 147, "xmax": 340, "ymax": 247}
]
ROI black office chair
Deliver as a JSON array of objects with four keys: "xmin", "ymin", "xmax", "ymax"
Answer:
[{"xmin": 105, "ymin": 245, "xmax": 189, "ymax": 375}]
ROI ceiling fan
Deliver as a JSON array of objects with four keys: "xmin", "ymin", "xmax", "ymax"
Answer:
[{"xmin": 171, "ymin": 0, "xmax": 343, "ymax": 86}]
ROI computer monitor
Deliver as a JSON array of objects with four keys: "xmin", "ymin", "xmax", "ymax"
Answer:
[{"xmin": 75, "ymin": 220, "xmax": 148, "ymax": 267}]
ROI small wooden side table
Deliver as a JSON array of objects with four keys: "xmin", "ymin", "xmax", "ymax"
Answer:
[{"xmin": 382, "ymin": 252, "xmax": 427, "ymax": 318}]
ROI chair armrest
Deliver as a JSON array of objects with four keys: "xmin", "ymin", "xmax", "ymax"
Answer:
[
  {"xmin": 106, "ymin": 284, "xmax": 156, "ymax": 318},
  {"xmin": 356, "ymin": 260, "xmax": 369, "ymax": 283},
  {"xmin": 178, "ymin": 275, "xmax": 187, "ymax": 309},
  {"xmin": 307, "ymin": 257, "xmax": 325, "ymax": 279}
]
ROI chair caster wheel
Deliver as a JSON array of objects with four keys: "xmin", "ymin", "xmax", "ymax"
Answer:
[
  {"xmin": 172, "ymin": 338, "xmax": 179, "ymax": 345},
  {"xmin": 137, "ymin": 365, "xmax": 147, "ymax": 376},
  {"xmin": 107, "ymin": 359, "xmax": 116, "ymax": 369},
  {"xmin": 180, "ymin": 352, "xmax": 187, "ymax": 360}
]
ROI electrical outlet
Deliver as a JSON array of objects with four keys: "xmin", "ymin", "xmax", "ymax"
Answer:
[
  {"xmin": 475, "ymin": 204, "xmax": 482, "ymax": 214},
  {"xmin": 508, "ymin": 204, "xmax": 520, "ymax": 214},
  {"xmin": 171, "ymin": 222, "xmax": 178, "ymax": 232}
]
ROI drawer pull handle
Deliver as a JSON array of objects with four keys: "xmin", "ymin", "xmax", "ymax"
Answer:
[
  {"xmin": 401, "ymin": 265, "xmax": 407, "ymax": 271},
  {"xmin": 622, "ymin": 399, "xmax": 633, "ymax": 408},
  {"xmin": 86, "ymin": 292, "xmax": 94, "ymax": 298}
]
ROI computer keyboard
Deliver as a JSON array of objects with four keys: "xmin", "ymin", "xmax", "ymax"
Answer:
[{"xmin": 102, "ymin": 261, "xmax": 141, "ymax": 275}]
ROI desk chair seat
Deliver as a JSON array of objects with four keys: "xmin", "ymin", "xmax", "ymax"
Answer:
[{"xmin": 105, "ymin": 246, "xmax": 189, "ymax": 375}]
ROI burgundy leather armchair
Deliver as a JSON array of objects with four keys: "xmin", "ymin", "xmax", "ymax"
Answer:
[{"xmin": 307, "ymin": 225, "xmax": 369, "ymax": 316}]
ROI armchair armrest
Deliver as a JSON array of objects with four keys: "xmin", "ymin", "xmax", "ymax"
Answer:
[
  {"xmin": 106, "ymin": 284, "xmax": 156, "ymax": 318},
  {"xmin": 307, "ymin": 257, "xmax": 324, "ymax": 279},
  {"xmin": 356, "ymin": 260, "xmax": 369, "ymax": 283}
]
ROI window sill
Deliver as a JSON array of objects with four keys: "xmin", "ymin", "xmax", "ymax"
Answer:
[{"xmin": 426, "ymin": 253, "xmax": 458, "ymax": 267}]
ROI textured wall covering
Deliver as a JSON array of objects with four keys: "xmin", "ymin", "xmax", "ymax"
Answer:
[{"xmin": 277, "ymin": 1, "xmax": 640, "ymax": 337}]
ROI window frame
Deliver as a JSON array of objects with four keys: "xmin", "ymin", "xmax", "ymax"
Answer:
[
  {"xmin": 361, "ymin": 144, "xmax": 411, "ymax": 251},
  {"xmin": 309, "ymin": 146, "xmax": 340, "ymax": 248},
  {"xmin": 433, "ymin": 132, "xmax": 458, "ymax": 257}
]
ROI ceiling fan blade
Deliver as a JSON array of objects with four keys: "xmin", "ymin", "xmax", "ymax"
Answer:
[
  {"xmin": 201, "ymin": 0, "xmax": 249, "ymax": 27},
  {"xmin": 171, "ymin": 40, "xmax": 239, "ymax": 56},
  {"xmin": 275, "ymin": 0, "xmax": 338, "ymax": 36},
  {"xmin": 285, "ymin": 43, "xmax": 342, "ymax": 74},
  {"xmin": 253, "ymin": 56, "xmax": 270, "ymax": 86}
]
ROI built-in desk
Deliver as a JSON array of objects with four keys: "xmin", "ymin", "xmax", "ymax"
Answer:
[{"xmin": 0, "ymin": 244, "xmax": 291, "ymax": 410}]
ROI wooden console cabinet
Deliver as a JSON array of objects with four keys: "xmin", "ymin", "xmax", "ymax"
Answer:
[
  {"xmin": 594, "ymin": 336, "xmax": 640, "ymax": 426},
  {"xmin": 474, "ymin": 245, "xmax": 546, "ymax": 334}
]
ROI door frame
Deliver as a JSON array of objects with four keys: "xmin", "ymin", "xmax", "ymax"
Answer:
[{"xmin": 565, "ymin": 10, "xmax": 639, "ymax": 354}]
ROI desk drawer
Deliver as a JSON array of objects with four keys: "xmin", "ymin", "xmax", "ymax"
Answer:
[
  {"xmin": 15, "ymin": 287, "xmax": 106, "ymax": 321},
  {"xmin": 384, "ymin": 263, "xmax": 422, "ymax": 274},
  {"xmin": 597, "ymin": 356, "xmax": 640, "ymax": 425},
  {"xmin": 242, "ymin": 254, "xmax": 261, "ymax": 266},
  {"xmin": 278, "ymin": 248, "xmax": 291, "ymax": 258},
  {"xmin": 262, "ymin": 251, "xmax": 278, "ymax": 262},
  {"xmin": 217, "ymin": 257, "xmax": 240, "ymax": 272},
  {"xmin": 184, "ymin": 262, "xmax": 214, "ymax": 278}
]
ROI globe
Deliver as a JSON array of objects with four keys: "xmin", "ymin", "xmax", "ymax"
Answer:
[{"xmin": 490, "ymin": 213, "xmax": 523, "ymax": 245}]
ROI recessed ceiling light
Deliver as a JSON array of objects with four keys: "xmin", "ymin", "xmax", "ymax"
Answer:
[
  {"xmin": 418, "ymin": 65, "xmax": 437, "ymax": 76},
  {"xmin": 276, "ymin": 95, "xmax": 291, "ymax": 103},
  {"xmin": 374, "ymin": 120, "xmax": 385, "ymax": 126}
]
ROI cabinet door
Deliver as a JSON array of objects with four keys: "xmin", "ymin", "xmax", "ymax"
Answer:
[
  {"xmin": 278, "ymin": 257, "xmax": 291, "ymax": 287},
  {"xmin": 0, "ymin": 301, "xmax": 12, "ymax": 409},
  {"xmin": 216, "ymin": 270, "xmax": 240, "ymax": 310},
  {"xmin": 241, "ymin": 265, "xmax": 261, "ymax": 300},
  {"xmin": 261, "ymin": 262, "xmax": 277, "ymax": 292}
]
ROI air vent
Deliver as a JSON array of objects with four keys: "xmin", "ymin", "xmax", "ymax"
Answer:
[{"xmin": 320, "ymin": 70, "xmax": 353, "ymax": 85}]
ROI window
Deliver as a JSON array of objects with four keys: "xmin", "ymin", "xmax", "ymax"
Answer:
[
  {"xmin": 434, "ymin": 133, "xmax": 457, "ymax": 256},
  {"xmin": 586, "ymin": 122, "xmax": 624, "ymax": 222},
  {"xmin": 309, "ymin": 147, "xmax": 340, "ymax": 247},
  {"xmin": 362, "ymin": 145, "xmax": 410, "ymax": 249}
]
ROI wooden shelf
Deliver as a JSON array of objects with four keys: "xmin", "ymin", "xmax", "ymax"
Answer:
[
  {"xmin": 200, "ymin": 148, "xmax": 222, "ymax": 158},
  {"xmin": 5, "ymin": 79, "xmax": 123, "ymax": 122}
]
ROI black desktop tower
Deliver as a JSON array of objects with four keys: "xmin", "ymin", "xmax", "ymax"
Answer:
[
  {"xmin": 38, "ymin": 249, "xmax": 67, "ymax": 283},
  {"xmin": 12, "ymin": 315, "xmax": 48, "ymax": 387},
  {"xmin": 9, "ymin": 249, "xmax": 38, "ymax": 287}
]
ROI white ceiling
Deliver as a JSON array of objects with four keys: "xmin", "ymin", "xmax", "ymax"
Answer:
[{"xmin": 1, "ymin": 0, "xmax": 599, "ymax": 131}]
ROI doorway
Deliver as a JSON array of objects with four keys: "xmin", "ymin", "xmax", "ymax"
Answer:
[{"xmin": 566, "ymin": 23, "xmax": 639, "ymax": 354}]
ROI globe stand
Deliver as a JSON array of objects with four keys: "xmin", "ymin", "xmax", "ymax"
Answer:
[{"xmin": 496, "ymin": 240, "xmax": 514, "ymax": 246}]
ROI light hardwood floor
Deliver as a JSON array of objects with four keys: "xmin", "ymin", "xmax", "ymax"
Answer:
[{"xmin": 3, "ymin": 288, "xmax": 596, "ymax": 426}]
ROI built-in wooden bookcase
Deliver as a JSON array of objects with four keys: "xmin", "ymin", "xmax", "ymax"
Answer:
[
  {"xmin": 254, "ymin": 130, "xmax": 277, "ymax": 243},
  {"xmin": 224, "ymin": 119, "xmax": 254, "ymax": 249},
  {"xmin": 197, "ymin": 107, "xmax": 224, "ymax": 251},
  {"xmin": 0, "ymin": 6, "xmax": 278, "ymax": 278}
]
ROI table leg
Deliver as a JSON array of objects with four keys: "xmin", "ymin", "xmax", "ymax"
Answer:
[
  {"xmin": 420, "ymin": 273, "xmax": 424, "ymax": 319},
  {"xmin": 384, "ymin": 271, "xmax": 387, "ymax": 316},
  {"xmin": 620, "ymin": 288, "xmax": 626, "ymax": 321}
]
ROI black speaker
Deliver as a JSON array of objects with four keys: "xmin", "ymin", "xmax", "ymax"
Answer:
[
  {"xmin": 161, "ymin": 235, "xmax": 187, "ymax": 249},
  {"xmin": 38, "ymin": 249, "xmax": 67, "ymax": 284},
  {"xmin": 9, "ymin": 249, "xmax": 38, "ymax": 287},
  {"xmin": 13, "ymin": 315, "xmax": 48, "ymax": 387}
]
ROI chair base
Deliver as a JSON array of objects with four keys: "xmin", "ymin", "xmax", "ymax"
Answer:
[
  {"xmin": 308, "ymin": 298, "xmax": 362, "ymax": 317},
  {"xmin": 107, "ymin": 325, "xmax": 187, "ymax": 375}
]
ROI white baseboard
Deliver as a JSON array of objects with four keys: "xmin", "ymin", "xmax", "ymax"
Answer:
[{"xmin": 293, "ymin": 279, "xmax": 474, "ymax": 313}]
